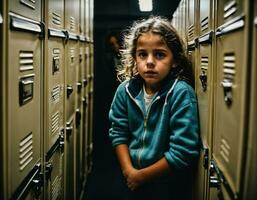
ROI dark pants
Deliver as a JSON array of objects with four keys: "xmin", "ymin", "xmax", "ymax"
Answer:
[{"xmin": 119, "ymin": 170, "xmax": 193, "ymax": 200}]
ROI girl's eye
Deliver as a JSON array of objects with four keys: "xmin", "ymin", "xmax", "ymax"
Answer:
[
  {"xmin": 155, "ymin": 52, "xmax": 166, "ymax": 59},
  {"xmin": 137, "ymin": 52, "xmax": 147, "ymax": 59}
]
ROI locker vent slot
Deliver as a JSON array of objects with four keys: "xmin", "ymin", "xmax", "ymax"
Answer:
[
  {"xmin": 51, "ymin": 85, "xmax": 60, "ymax": 103},
  {"xmin": 20, "ymin": 0, "xmax": 36, "ymax": 10},
  {"xmin": 220, "ymin": 137, "xmax": 231, "ymax": 163},
  {"xmin": 201, "ymin": 16, "xmax": 209, "ymax": 32},
  {"xmin": 69, "ymin": 16, "xmax": 76, "ymax": 32},
  {"xmin": 51, "ymin": 174, "xmax": 61, "ymax": 200},
  {"xmin": 19, "ymin": 132, "xmax": 33, "ymax": 171},
  {"xmin": 224, "ymin": 0, "xmax": 237, "ymax": 19},
  {"xmin": 223, "ymin": 53, "xmax": 236, "ymax": 82},
  {"xmin": 188, "ymin": 24, "xmax": 195, "ymax": 41},
  {"xmin": 51, "ymin": 111, "xmax": 60, "ymax": 135},
  {"xmin": 201, "ymin": 56, "xmax": 208, "ymax": 70},
  {"xmin": 52, "ymin": 12, "xmax": 61, "ymax": 26},
  {"xmin": 19, "ymin": 51, "xmax": 34, "ymax": 71}
]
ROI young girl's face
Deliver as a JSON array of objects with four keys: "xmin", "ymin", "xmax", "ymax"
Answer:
[{"xmin": 135, "ymin": 32, "xmax": 174, "ymax": 94}]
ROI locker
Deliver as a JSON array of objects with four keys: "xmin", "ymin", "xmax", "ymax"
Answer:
[
  {"xmin": 199, "ymin": 0, "xmax": 213, "ymax": 36},
  {"xmin": 217, "ymin": 0, "xmax": 245, "ymax": 28},
  {"xmin": 45, "ymin": 139, "xmax": 64, "ymax": 200},
  {"xmin": 45, "ymin": 37, "xmax": 65, "ymax": 152},
  {"xmin": 187, "ymin": 0, "xmax": 197, "ymax": 42},
  {"xmin": 7, "ymin": 13, "xmax": 43, "ymax": 198},
  {"xmin": 80, "ymin": 0, "xmax": 86, "ymax": 35},
  {"xmin": 64, "ymin": 117, "xmax": 75, "ymax": 199},
  {"xmin": 75, "ymin": 108, "xmax": 82, "ymax": 197},
  {"xmin": 9, "ymin": 0, "xmax": 41, "ymax": 21},
  {"xmin": 48, "ymin": 0, "xmax": 65, "ymax": 30},
  {"xmin": 65, "ymin": 36, "xmax": 79, "ymax": 120},
  {"xmin": 85, "ymin": 0, "xmax": 90, "ymax": 39},
  {"xmin": 197, "ymin": 42, "xmax": 213, "ymax": 147},
  {"xmin": 242, "ymin": 3, "xmax": 257, "ymax": 198},
  {"xmin": 196, "ymin": 40, "xmax": 213, "ymax": 200},
  {"xmin": 65, "ymin": 0, "xmax": 80, "ymax": 34},
  {"xmin": 212, "ymin": 18, "xmax": 248, "ymax": 199}
]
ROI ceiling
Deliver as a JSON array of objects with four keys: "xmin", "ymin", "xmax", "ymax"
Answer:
[{"xmin": 94, "ymin": 0, "xmax": 181, "ymax": 21}]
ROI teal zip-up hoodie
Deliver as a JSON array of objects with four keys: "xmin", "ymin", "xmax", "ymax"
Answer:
[{"xmin": 109, "ymin": 72, "xmax": 200, "ymax": 170}]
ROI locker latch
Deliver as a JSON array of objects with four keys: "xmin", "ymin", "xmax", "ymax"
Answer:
[
  {"xmin": 199, "ymin": 71, "xmax": 207, "ymax": 92},
  {"xmin": 45, "ymin": 162, "xmax": 53, "ymax": 180},
  {"xmin": 221, "ymin": 80, "xmax": 233, "ymax": 106},
  {"xmin": 203, "ymin": 148, "xmax": 209, "ymax": 169},
  {"xmin": 76, "ymin": 109, "xmax": 82, "ymax": 127},
  {"xmin": 209, "ymin": 160, "xmax": 222, "ymax": 188},
  {"xmin": 65, "ymin": 125, "xmax": 73, "ymax": 141},
  {"xmin": 77, "ymin": 82, "xmax": 82, "ymax": 93},
  {"xmin": 59, "ymin": 129, "xmax": 65, "ymax": 151},
  {"xmin": 67, "ymin": 84, "xmax": 73, "ymax": 98}
]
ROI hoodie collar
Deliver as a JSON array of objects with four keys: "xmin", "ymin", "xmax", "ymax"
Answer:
[{"xmin": 127, "ymin": 68, "xmax": 180, "ymax": 98}]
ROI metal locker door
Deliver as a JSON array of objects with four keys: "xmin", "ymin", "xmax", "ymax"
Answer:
[
  {"xmin": 212, "ymin": 16, "xmax": 248, "ymax": 199},
  {"xmin": 188, "ymin": 0, "xmax": 197, "ymax": 42},
  {"xmin": 9, "ymin": 0, "xmax": 41, "ymax": 21},
  {"xmin": 75, "ymin": 108, "xmax": 82, "ymax": 197},
  {"xmin": 65, "ymin": 0, "xmax": 80, "ymax": 34},
  {"xmin": 48, "ymin": 0, "xmax": 65, "ymax": 30},
  {"xmin": 217, "ymin": 0, "xmax": 245, "ymax": 28},
  {"xmin": 45, "ymin": 137, "xmax": 64, "ymax": 200},
  {"xmin": 242, "ymin": 3, "xmax": 257, "ymax": 198},
  {"xmin": 46, "ymin": 35, "xmax": 65, "ymax": 154},
  {"xmin": 64, "ymin": 117, "xmax": 75, "ymax": 200},
  {"xmin": 7, "ymin": 13, "xmax": 43, "ymax": 198},
  {"xmin": 65, "ymin": 36, "xmax": 79, "ymax": 120},
  {"xmin": 195, "ymin": 36, "xmax": 213, "ymax": 200},
  {"xmin": 199, "ymin": 0, "xmax": 213, "ymax": 36}
]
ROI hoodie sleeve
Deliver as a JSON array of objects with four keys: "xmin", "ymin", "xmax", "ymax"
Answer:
[
  {"xmin": 109, "ymin": 82, "xmax": 130, "ymax": 146},
  {"xmin": 164, "ymin": 82, "xmax": 201, "ymax": 170}
]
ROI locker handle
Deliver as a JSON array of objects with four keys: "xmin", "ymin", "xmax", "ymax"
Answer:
[
  {"xmin": 83, "ymin": 78, "xmax": 88, "ymax": 87},
  {"xmin": 209, "ymin": 160, "xmax": 222, "ymax": 188},
  {"xmin": 0, "ymin": 13, "xmax": 2, "ymax": 24},
  {"xmin": 76, "ymin": 109, "xmax": 82, "ymax": 127},
  {"xmin": 221, "ymin": 80, "xmax": 233, "ymax": 106},
  {"xmin": 77, "ymin": 82, "xmax": 82, "ymax": 93},
  {"xmin": 216, "ymin": 15, "xmax": 244, "ymax": 37},
  {"xmin": 45, "ymin": 162, "xmax": 53, "ymax": 180},
  {"xmin": 48, "ymin": 28, "xmax": 66, "ymax": 38},
  {"xmin": 10, "ymin": 13, "xmax": 43, "ymax": 36},
  {"xmin": 67, "ymin": 84, "xmax": 73, "ymax": 98},
  {"xmin": 59, "ymin": 129, "xmax": 65, "ymax": 151},
  {"xmin": 199, "ymin": 71, "xmax": 207, "ymax": 92},
  {"xmin": 66, "ymin": 126, "xmax": 73, "ymax": 140}
]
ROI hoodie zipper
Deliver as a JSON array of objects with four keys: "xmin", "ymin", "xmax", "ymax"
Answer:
[{"xmin": 126, "ymin": 84, "xmax": 160, "ymax": 167}]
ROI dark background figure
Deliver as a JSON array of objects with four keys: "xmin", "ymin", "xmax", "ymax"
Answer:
[
  {"xmin": 104, "ymin": 30, "xmax": 123, "ymax": 88},
  {"xmin": 84, "ymin": 29, "xmax": 126, "ymax": 199}
]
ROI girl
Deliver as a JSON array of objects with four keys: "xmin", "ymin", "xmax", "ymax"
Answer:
[{"xmin": 109, "ymin": 16, "xmax": 201, "ymax": 200}]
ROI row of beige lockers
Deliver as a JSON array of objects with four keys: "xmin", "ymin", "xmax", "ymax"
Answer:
[
  {"xmin": 0, "ymin": 0, "xmax": 94, "ymax": 199},
  {"xmin": 172, "ymin": 0, "xmax": 257, "ymax": 199}
]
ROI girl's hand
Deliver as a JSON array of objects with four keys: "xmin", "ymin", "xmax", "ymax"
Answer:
[{"xmin": 126, "ymin": 168, "xmax": 145, "ymax": 191}]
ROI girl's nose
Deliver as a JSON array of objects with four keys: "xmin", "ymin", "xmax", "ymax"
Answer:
[{"xmin": 146, "ymin": 55, "xmax": 155, "ymax": 67}]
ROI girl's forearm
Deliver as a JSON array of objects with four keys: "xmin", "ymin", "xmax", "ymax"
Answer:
[
  {"xmin": 140, "ymin": 157, "xmax": 172, "ymax": 182},
  {"xmin": 115, "ymin": 144, "xmax": 134, "ymax": 176}
]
